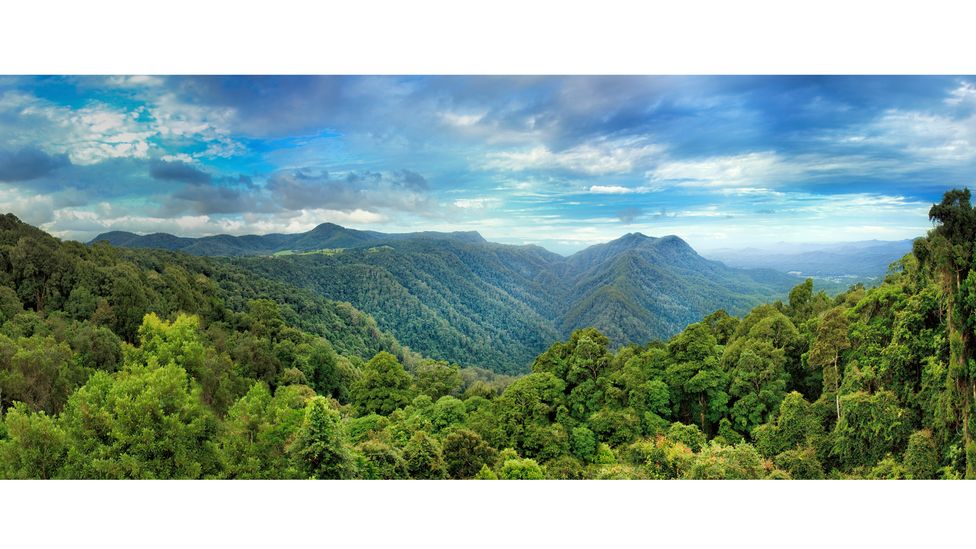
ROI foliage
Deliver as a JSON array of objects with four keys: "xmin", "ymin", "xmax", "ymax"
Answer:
[{"xmin": 2, "ymin": 190, "xmax": 976, "ymax": 478}]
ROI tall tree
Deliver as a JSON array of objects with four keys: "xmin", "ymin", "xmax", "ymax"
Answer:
[
  {"xmin": 352, "ymin": 351, "xmax": 413, "ymax": 415},
  {"xmin": 915, "ymin": 188, "xmax": 976, "ymax": 476},
  {"xmin": 290, "ymin": 396, "xmax": 352, "ymax": 479},
  {"xmin": 808, "ymin": 307, "xmax": 851, "ymax": 419}
]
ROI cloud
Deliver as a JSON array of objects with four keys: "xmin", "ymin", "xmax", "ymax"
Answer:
[
  {"xmin": 484, "ymin": 137, "xmax": 664, "ymax": 175},
  {"xmin": 590, "ymin": 185, "xmax": 632, "ymax": 194},
  {"xmin": 0, "ymin": 91, "xmax": 154, "ymax": 165},
  {"xmin": 867, "ymin": 109, "xmax": 976, "ymax": 162},
  {"xmin": 265, "ymin": 169, "xmax": 437, "ymax": 214},
  {"xmin": 945, "ymin": 81, "xmax": 976, "ymax": 106},
  {"xmin": 648, "ymin": 151, "xmax": 792, "ymax": 188},
  {"xmin": 617, "ymin": 207, "xmax": 642, "ymax": 223},
  {"xmin": 162, "ymin": 175, "xmax": 267, "ymax": 216},
  {"xmin": 149, "ymin": 91, "xmax": 245, "ymax": 159},
  {"xmin": 454, "ymin": 197, "xmax": 501, "ymax": 209},
  {"xmin": 0, "ymin": 186, "xmax": 57, "ymax": 225},
  {"xmin": 149, "ymin": 159, "xmax": 212, "ymax": 184},
  {"xmin": 589, "ymin": 184, "xmax": 662, "ymax": 194},
  {"xmin": 0, "ymin": 147, "xmax": 70, "ymax": 182}
]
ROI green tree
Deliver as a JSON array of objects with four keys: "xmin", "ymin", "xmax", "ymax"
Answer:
[
  {"xmin": 415, "ymin": 360, "xmax": 463, "ymax": 399},
  {"xmin": 495, "ymin": 372, "xmax": 565, "ymax": 455},
  {"xmin": 727, "ymin": 339, "xmax": 789, "ymax": 433},
  {"xmin": 773, "ymin": 446, "xmax": 823, "ymax": 479},
  {"xmin": 832, "ymin": 390, "xmax": 910, "ymax": 470},
  {"xmin": 499, "ymin": 457, "xmax": 545, "ymax": 479},
  {"xmin": 442, "ymin": 428, "xmax": 496, "ymax": 479},
  {"xmin": 404, "ymin": 430, "xmax": 446, "ymax": 479},
  {"xmin": 290, "ymin": 396, "xmax": 353, "ymax": 479},
  {"xmin": 355, "ymin": 439, "xmax": 408, "ymax": 479},
  {"xmin": 0, "ymin": 403, "xmax": 66, "ymax": 479},
  {"xmin": 666, "ymin": 422, "xmax": 706, "ymax": 452},
  {"xmin": 474, "ymin": 463, "xmax": 498, "ymax": 479},
  {"xmin": 570, "ymin": 425, "xmax": 598, "ymax": 463},
  {"xmin": 686, "ymin": 443, "xmax": 765, "ymax": 479},
  {"xmin": 808, "ymin": 307, "xmax": 850, "ymax": 419},
  {"xmin": 217, "ymin": 382, "xmax": 310, "ymax": 479},
  {"xmin": 352, "ymin": 352, "xmax": 413, "ymax": 415},
  {"xmin": 60, "ymin": 366, "xmax": 219, "ymax": 479},
  {"xmin": 0, "ymin": 285, "xmax": 23, "ymax": 323},
  {"xmin": 914, "ymin": 188, "xmax": 976, "ymax": 476},
  {"xmin": 903, "ymin": 429, "xmax": 939, "ymax": 480},
  {"xmin": 665, "ymin": 322, "xmax": 728, "ymax": 432},
  {"xmin": 0, "ymin": 334, "xmax": 84, "ymax": 414},
  {"xmin": 430, "ymin": 395, "xmax": 467, "ymax": 433}
]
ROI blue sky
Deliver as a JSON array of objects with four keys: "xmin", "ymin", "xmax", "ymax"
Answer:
[{"xmin": 0, "ymin": 75, "xmax": 973, "ymax": 253}]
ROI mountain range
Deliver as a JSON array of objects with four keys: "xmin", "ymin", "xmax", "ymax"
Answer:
[
  {"xmin": 701, "ymin": 239, "xmax": 915, "ymax": 283},
  {"xmin": 92, "ymin": 223, "xmax": 808, "ymax": 373}
]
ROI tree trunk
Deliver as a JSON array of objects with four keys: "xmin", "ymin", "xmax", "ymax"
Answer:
[
  {"xmin": 833, "ymin": 355, "xmax": 841, "ymax": 419},
  {"xmin": 699, "ymin": 394, "xmax": 706, "ymax": 433}
]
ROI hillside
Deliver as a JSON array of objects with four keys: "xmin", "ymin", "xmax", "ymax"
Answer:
[
  {"xmin": 0, "ymin": 213, "xmax": 408, "ymax": 364},
  {"xmin": 94, "ymin": 225, "xmax": 803, "ymax": 372},
  {"xmin": 3, "ymin": 188, "xmax": 974, "ymax": 481},
  {"xmin": 92, "ymin": 223, "xmax": 487, "ymax": 256}
]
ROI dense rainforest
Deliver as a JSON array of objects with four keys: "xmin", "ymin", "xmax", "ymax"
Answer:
[
  {"xmin": 95, "ymin": 223, "xmax": 807, "ymax": 373},
  {"xmin": 1, "ymin": 188, "xmax": 975, "ymax": 479}
]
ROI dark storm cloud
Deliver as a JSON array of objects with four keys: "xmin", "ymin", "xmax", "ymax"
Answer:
[
  {"xmin": 0, "ymin": 147, "xmax": 70, "ymax": 182},
  {"xmin": 149, "ymin": 160, "xmax": 212, "ymax": 184}
]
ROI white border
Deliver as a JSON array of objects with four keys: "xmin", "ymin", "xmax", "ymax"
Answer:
[
  {"xmin": 2, "ymin": 0, "xmax": 975, "ymax": 74},
  {"xmin": 2, "ymin": 0, "xmax": 974, "ymax": 544},
  {"xmin": 0, "ymin": 480, "xmax": 969, "ymax": 546}
]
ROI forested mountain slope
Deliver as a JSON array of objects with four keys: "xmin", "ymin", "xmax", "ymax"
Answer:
[
  {"xmin": 97, "ymin": 226, "xmax": 801, "ymax": 372},
  {"xmin": 2, "ymin": 188, "xmax": 974, "ymax": 480},
  {"xmin": 93, "ymin": 223, "xmax": 486, "ymax": 256}
]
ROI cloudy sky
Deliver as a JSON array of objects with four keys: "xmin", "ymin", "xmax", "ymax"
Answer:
[{"xmin": 0, "ymin": 75, "xmax": 973, "ymax": 253}]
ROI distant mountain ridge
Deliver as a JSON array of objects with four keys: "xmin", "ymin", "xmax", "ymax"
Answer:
[
  {"xmin": 93, "ymin": 223, "xmax": 807, "ymax": 373},
  {"xmin": 92, "ymin": 223, "xmax": 487, "ymax": 256},
  {"xmin": 701, "ymin": 239, "xmax": 915, "ymax": 282}
]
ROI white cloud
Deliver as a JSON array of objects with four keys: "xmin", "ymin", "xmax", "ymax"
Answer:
[
  {"xmin": 648, "ymin": 151, "xmax": 794, "ymax": 188},
  {"xmin": 0, "ymin": 186, "xmax": 56, "ymax": 225},
  {"xmin": 1, "ymin": 92, "xmax": 155, "ymax": 165},
  {"xmin": 149, "ymin": 93, "xmax": 245, "ymax": 159},
  {"xmin": 945, "ymin": 81, "xmax": 976, "ymax": 106},
  {"xmin": 868, "ymin": 109, "xmax": 976, "ymax": 162},
  {"xmin": 104, "ymin": 75, "xmax": 166, "ymax": 88},
  {"xmin": 440, "ymin": 111, "xmax": 486, "ymax": 127},
  {"xmin": 484, "ymin": 137, "xmax": 664, "ymax": 175},
  {"xmin": 589, "ymin": 185, "xmax": 633, "ymax": 194},
  {"xmin": 453, "ymin": 197, "xmax": 501, "ymax": 209}
]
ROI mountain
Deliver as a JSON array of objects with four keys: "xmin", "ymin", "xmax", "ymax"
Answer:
[
  {"xmin": 560, "ymin": 233, "xmax": 804, "ymax": 344},
  {"xmin": 91, "ymin": 223, "xmax": 486, "ymax": 256},
  {"xmin": 701, "ymin": 239, "xmax": 915, "ymax": 283},
  {"xmin": 94, "ymin": 224, "xmax": 804, "ymax": 373},
  {"xmin": 0, "ymin": 213, "xmax": 409, "ymax": 364}
]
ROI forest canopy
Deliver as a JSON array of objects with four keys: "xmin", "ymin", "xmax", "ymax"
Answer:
[{"xmin": 1, "ymin": 188, "xmax": 974, "ymax": 479}]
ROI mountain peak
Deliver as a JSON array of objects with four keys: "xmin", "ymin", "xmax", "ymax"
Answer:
[
  {"xmin": 611, "ymin": 232, "xmax": 652, "ymax": 246},
  {"xmin": 309, "ymin": 222, "xmax": 345, "ymax": 233}
]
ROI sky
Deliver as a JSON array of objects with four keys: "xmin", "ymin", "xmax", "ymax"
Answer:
[{"xmin": 0, "ymin": 75, "xmax": 973, "ymax": 254}]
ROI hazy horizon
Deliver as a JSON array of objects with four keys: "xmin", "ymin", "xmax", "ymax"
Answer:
[
  {"xmin": 67, "ymin": 214, "xmax": 922, "ymax": 257},
  {"xmin": 1, "ymin": 76, "xmax": 970, "ymax": 253}
]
